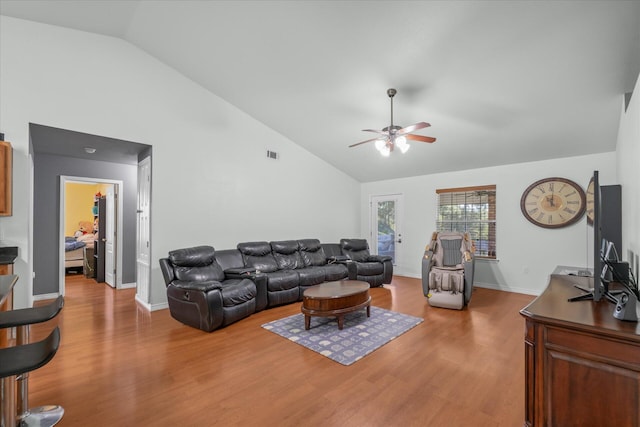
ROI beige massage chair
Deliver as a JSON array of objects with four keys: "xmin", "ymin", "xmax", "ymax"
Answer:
[{"xmin": 422, "ymin": 231, "xmax": 475, "ymax": 310}]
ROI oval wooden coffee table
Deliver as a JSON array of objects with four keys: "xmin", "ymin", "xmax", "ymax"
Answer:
[{"xmin": 301, "ymin": 280, "xmax": 371, "ymax": 330}]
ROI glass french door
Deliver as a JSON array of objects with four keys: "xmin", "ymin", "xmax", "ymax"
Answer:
[{"xmin": 370, "ymin": 195, "xmax": 403, "ymax": 265}]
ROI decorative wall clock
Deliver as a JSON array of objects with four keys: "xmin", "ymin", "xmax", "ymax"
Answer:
[
  {"xmin": 585, "ymin": 176, "xmax": 595, "ymax": 226},
  {"xmin": 520, "ymin": 177, "xmax": 586, "ymax": 229}
]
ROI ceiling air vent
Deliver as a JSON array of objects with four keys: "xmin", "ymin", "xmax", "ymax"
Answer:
[{"xmin": 266, "ymin": 150, "xmax": 279, "ymax": 160}]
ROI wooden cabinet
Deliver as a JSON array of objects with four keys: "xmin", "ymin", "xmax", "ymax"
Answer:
[
  {"xmin": 0, "ymin": 264, "xmax": 15, "ymax": 348},
  {"xmin": 0, "ymin": 140, "xmax": 12, "ymax": 216},
  {"xmin": 0, "ymin": 264, "xmax": 14, "ymax": 315},
  {"xmin": 520, "ymin": 274, "xmax": 640, "ymax": 426}
]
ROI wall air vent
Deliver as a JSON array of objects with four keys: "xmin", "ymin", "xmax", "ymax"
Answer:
[{"xmin": 266, "ymin": 150, "xmax": 279, "ymax": 160}]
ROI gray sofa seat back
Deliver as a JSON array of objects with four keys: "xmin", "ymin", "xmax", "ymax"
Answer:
[
  {"xmin": 168, "ymin": 245, "xmax": 225, "ymax": 282},
  {"xmin": 214, "ymin": 248, "xmax": 245, "ymax": 271},
  {"xmin": 298, "ymin": 239, "xmax": 328, "ymax": 266},
  {"xmin": 340, "ymin": 238, "xmax": 371, "ymax": 262},
  {"xmin": 237, "ymin": 241, "xmax": 279, "ymax": 273},
  {"xmin": 320, "ymin": 243, "xmax": 342, "ymax": 259},
  {"xmin": 271, "ymin": 240, "xmax": 304, "ymax": 270}
]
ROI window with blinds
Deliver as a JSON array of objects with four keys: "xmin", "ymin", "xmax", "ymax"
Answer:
[{"xmin": 436, "ymin": 185, "xmax": 496, "ymax": 258}]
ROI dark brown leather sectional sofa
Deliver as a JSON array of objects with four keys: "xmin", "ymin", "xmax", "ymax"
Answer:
[{"xmin": 159, "ymin": 238, "xmax": 393, "ymax": 332}]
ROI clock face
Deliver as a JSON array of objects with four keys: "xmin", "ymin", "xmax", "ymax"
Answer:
[
  {"xmin": 585, "ymin": 178, "xmax": 595, "ymax": 226},
  {"xmin": 520, "ymin": 177, "xmax": 586, "ymax": 229}
]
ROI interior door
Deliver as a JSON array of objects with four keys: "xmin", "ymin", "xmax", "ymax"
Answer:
[
  {"xmin": 370, "ymin": 195, "xmax": 403, "ymax": 265},
  {"xmin": 136, "ymin": 157, "xmax": 151, "ymax": 305},
  {"xmin": 104, "ymin": 184, "xmax": 116, "ymax": 287}
]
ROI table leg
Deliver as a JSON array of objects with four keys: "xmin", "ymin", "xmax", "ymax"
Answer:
[
  {"xmin": 305, "ymin": 315, "xmax": 310, "ymax": 330},
  {"xmin": 366, "ymin": 304, "xmax": 370, "ymax": 317},
  {"xmin": 338, "ymin": 316, "xmax": 344, "ymax": 330}
]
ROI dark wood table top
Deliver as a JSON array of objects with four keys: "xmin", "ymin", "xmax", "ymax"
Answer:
[
  {"xmin": 0, "ymin": 274, "xmax": 18, "ymax": 307},
  {"xmin": 520, "ymin": 273, "xmax": 640, "ymax": 342},
  {"xmin": 303, "ymin": 280, "xmax": 369, "ymax": 299}
]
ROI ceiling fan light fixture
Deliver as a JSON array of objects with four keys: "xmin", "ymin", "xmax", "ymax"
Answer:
[
  {"xmin": 348, "ymin": 88, "xmax": 436, "ymax": 153},
  {"xmin": 395, "ymin": 136, "xmax": 410, "ymax": 153}
]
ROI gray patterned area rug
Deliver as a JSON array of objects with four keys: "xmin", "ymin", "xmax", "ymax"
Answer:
[{"xmin": 261, "ymin": 307, "xmax": 423, "ymax": 366}]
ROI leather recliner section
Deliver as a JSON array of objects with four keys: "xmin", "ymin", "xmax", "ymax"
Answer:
[
  {"xmin": 340, "ymin": 238, "xmax": 393, "ymax": 287},
  {"xmin": 160, "ymin": 245, "xmax": 258, "ymax": 332},
  {"xmin": 238, "ymin": 241, "xmax": 299, "ymax": 307}
]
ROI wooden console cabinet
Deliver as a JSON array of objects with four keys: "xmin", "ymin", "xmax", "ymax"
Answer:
[{"xmin": 520, "ymin": 273, "xmax": 640, "ymax": 426}]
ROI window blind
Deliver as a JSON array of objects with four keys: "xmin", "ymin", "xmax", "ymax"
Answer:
[{"xmin": 436, "ymin": 185, "xmax": 496, "ymax": 258}]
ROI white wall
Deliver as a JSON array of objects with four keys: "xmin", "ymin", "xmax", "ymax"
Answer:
[
  {"xmin": 0, "ymin": 17, "xmax": 360, "ymax": 308},
  {"xmin": 361, "ymin": 152, "xmax": 617, "ymax": 295},
  {"xmin": 617, "ymin": 73, "xmax": 640, "ymax": 273},
  {"xmin": 1, "ymin": 16, "xmax": 633, "ymax": 307}
]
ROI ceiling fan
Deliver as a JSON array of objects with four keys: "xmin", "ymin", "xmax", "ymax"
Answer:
[{"xmin": 349, "ymin": 88, "xmax": 436, "ymax": 156}]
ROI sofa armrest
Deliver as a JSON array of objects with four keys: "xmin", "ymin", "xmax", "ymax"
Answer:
[
  {"xmin": 328, "ymin": 255, "xmax": 350, "ymax": 263},
  {"xmin": 224, "ymin": 267, "xmax": 257, "ymax": 279},
  {"xmin": 159, "ymin": 258, "xmax": 175, "ymax": 286},
  {"xmin": 248, "ymin": 273, "xmax": 268, "ymax": 312},
  {"xmin": 170, "ymin": 280, "xmax": 223, "ymax": 292},
  {"xmin": 367, "ymin": 255, "xmax": 392, "ymax": 263},
  {"xmin": 463, "ymin": 257, "xmax": 475, "ymax": 304},
  {"xmin": 222, "ymin": 267, "xmax": 267, "ymax": 312}
]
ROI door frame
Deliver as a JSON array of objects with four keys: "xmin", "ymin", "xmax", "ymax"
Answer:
[
  {"xmin": 104, "ymin": 184, "xmax": 117, "ymax": 288},
  {"xmin": 59, "ymin": 176, "xmax": 124, "ymax": 295},
  {"xmin": 369, "ymin": 194, "xmax": 404, "ymax": 267},
  {"xmin": 135, "ymin": 156, "xmax": 152, "ymax": 308}
]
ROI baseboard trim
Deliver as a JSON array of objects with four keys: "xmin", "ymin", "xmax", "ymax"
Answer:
[
  {"xmin": 33, "ymin": 292, "xmax": 60, "ymax": 301},
  {"xmin": 119, "ymin": 282, "xmax": 136, "ymax": 289},
  {"xmin": 135, "ymin": 294, "xmax": 168, "ymax": 312},
  {"xmin": 151, "ymin": 302, "xmax": 169, "ymax": 311},
  {"xmin": 473, "ymin": 281, "xmax": 540, "ymax": 296},
  {"xmin": 392, "ymin": 274, "xmax": 540, "ymax": 296}
]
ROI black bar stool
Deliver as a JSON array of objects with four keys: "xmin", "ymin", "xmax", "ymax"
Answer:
[
  {"xmin": 0, "ymin": 296, "xmax": 64, "ymax": 427},
  {"xmin": 0, "ymin": 328, "xmax": 60, "ymax": 427}
]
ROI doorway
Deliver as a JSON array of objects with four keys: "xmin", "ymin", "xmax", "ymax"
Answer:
[
  {"xmin": 135, "ymin": 156, "xmax": 151, "ymax": 306},
  {"xmin": 59, "ymin": 176, "xmax": 124, "ymax": 295},
  {"xmin": 370, "ymin": 194, "xmax": 404, "ymax": 265}
]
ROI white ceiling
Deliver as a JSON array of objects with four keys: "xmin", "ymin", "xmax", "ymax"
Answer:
[{"xmin": 2, "ymin": 1, "xmax": 639, "ymax": 182}]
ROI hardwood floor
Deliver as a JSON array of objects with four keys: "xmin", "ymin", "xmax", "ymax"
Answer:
[{"xmin": 27, "ymin": 274, "xmax": 534, "ymax": 426}]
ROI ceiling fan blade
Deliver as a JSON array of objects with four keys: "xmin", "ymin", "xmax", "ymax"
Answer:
[
  {"xmin": 349, "ymin": 137, "xmax": 384, "ymax": 148},
  {"xmin": 406, "ymin": 134, "xmax": 436, "ymax": 143},
  {"xmin": 397, "ymin": 122, "xmax": 431, "ymax": 135},
  {"xmin": 362, "ymin": 128, "xmax": 388, "ymax": 135}
]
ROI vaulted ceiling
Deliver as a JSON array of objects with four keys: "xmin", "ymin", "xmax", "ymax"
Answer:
[{"xmin": 2, "ymin": 1, "xmax": 639, "ymax": 182}]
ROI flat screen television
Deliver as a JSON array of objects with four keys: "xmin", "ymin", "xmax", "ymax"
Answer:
[
  {"xmin": 592, "ymin": 170, "xmax": 604, "ymax": 301},
  {"xmin": 569, "ymin": 171, "xmax": 622, "ymax": 303}
]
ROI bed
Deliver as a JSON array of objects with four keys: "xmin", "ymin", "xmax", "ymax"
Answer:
[{"xmin": 65, "ymin": 234, "xmax": 95, "ymax": 270}]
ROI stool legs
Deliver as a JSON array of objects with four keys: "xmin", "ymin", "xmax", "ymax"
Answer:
[
  {"xmin": 1, "ymin": 376, "xmax": 16, "ymax": 427},
  {"xmin": 15, "ymin": 325, "xmax": 64, "ymax": 427}
]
